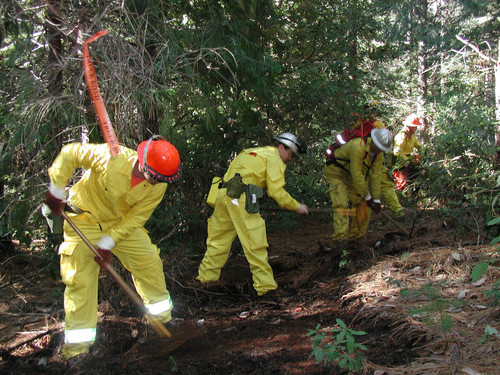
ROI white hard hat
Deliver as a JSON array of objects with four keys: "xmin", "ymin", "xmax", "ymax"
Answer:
[
  {"xmin": 403, "ymin": 113, "xmax": 422, "ymax": 127},
  {"xmin": 275, "ymin": 132, "xmax": 307, "ymax": 155},
  {"xmin": 371, "ymin": 128, "xmax": 393, "ymax": 152}
]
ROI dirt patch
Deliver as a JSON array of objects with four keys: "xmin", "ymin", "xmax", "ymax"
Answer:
[{"xmin": 1, "ymin": 210, "xmax": 499, "ymax": 374}]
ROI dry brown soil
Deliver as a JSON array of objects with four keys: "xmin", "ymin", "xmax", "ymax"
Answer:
[{"xmin": 1, "ymin": 209, "xmax": 499, "ymax": 374}]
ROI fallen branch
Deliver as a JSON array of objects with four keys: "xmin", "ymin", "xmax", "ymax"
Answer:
[{"xmin": 0, "ymin": 324, "xmax": 63, "ymax": 357}]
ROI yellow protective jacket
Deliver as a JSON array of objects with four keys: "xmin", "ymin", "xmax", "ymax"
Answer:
[
  {"xmin": 48, "ymin": 143, "xmax": 167, "ymax": 245},
  {"xmin": 393, "ymin": 131, "xmax": 422, "ymax": 160},
  {"xmin": 326, "ymin": 138, "xmax": 383, "ymax": 199},
  {"xmin": 223, "ymin": 146, "xmax": 300, "ymax": 211}
]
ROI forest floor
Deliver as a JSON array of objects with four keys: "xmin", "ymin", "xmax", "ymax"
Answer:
[{"xmin": 0, "ymin": 208, "xmax": 499, "ymax": 374}]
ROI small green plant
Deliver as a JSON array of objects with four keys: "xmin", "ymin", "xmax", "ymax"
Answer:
[
  {"xmin": 479, "ymin": 325, "xmax": 500, "ymax": 344},
  {"xmin": 169, "ymin": 355, "xmax": 178, "ymax": 372},
  {"xmin": 339, "ymin": 250, "xmax": 351, "ymax": 269},
  {"xmin": 401, "ymin": 282, "xmax": 458, "ymax": 331},
  {"xmin": 384, "ymin": 276, "xmax": 403, "ymax": 288},
  {"xmin": 307, "ymin": 318, "xmax": 367, "ymax": 373},
  {"xmin": 470, "ymin": 216, "xmax": 500, "ymax": 306}
]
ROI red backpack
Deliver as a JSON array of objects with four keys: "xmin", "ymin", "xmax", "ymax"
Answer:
[{"xmin": 325, "ymin": 119, "xmax": 374, "ymax": 166}]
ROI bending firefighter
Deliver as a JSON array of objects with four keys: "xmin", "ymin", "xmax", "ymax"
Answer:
[
  {"xmin": 393, "ymin": 113, "xmax": 423, "ymax": 191},
  {"xmin": 325, "ymin": 128, "xmax": 393, "ymax": 241},
  {"xmin": 364, "ymin": 101, "xmax": 403, "ymax": 215},
  {"xmin": 44, "ymin": 136, "xmax": 181, "ymax": 360},
  {"xmin": 197, "ymin": 132, "xmax": 309, "ymax": 296}
]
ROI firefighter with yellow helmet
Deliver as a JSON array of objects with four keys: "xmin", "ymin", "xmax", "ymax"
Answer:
[
  {"xmin": 44, "ymin": 136, "xmax": 181, "ymax": 360},
  {"xmin": 197, "ymin": 132, "xmax": 309, "ymax": 297}
]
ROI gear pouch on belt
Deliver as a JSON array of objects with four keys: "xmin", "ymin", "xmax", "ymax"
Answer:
[
  {"xmin": 245, "ymin": 184, "xmax": 264, "ymax": 213},
  {"xmin": 226, "ymin": 173, "xmax": 246, "ymax": 198}
]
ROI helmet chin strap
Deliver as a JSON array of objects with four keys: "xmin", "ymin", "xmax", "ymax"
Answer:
[{"xmin": 142, "ymin": 135, "xmax": 167, "ymax": 178}]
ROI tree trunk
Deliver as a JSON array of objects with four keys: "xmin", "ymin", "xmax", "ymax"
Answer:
[
  {"xmin": 46, "ymin": 0, "xmax": 63, "ymax": 95},
  {"xmin": 495, "ymin": 40, "xmax": 500, "ymax": 169},
  {"xmin": 45, "ymin": 0, "xmax": 63, "ymax": 143},
  {"xmin": 416, "ymin": 0, "xmax": 429, "ymax": 143}
]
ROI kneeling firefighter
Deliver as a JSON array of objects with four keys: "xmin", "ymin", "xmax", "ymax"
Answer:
[
  {"xmin": 197, "ymin": 132, "xmax": 309, "ymax": 297},
  {"xmin": 325, "ymin": 128, "xmax": 393, "ymax": 241}
]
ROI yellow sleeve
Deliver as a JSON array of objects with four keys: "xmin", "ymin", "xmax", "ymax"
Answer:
[
  {"xmin": 412, "ymin": 134, "xmax": 422, "ymax": 150},
  {"xmin": 368, "ymin": 153, "xmax": 383, "ymax": 199},
  {"xmin": 48, "ymin": 143, "xmax": 107, "ymax": 187},
  {"xmin": 265, "ymin": 155, "xmax": 300, "ymax": 211},
  {"xmin": 348, "ymin": 140, "xmax": 370, "ymax": 198},
  {"xmin": 393, "ymin": 131, "xmax": 409, "ymax": 160}
]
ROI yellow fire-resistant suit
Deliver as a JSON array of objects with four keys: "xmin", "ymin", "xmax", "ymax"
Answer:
[
  {"xmin": 380, "ymin": 166, "xmax": 403, "ymax": 212},
  {"xmin": 48, "ymin": 143, "xmax": 173, "ymax": 359},
  {"xmin": 324, "ymin": 138, "xmax": 383, "ymax": 240},
  {"xmin": 197, "ymin": 146, "xmax": 300, "ymax": 296},
  {"xmin": 394, "ymin": 130, "xmax": 422, "ymax": 161},
  {"xmin": 371, "ymin": 119, "xmax": 402, "ymax": 213}
]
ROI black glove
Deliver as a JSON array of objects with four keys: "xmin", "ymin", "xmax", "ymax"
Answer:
[
  {"xmin": 44, "ymin": 191, "xmax": 64, "ymax": 216},
  {"xmin": 366, "ymin": 198, "xmax": 381, "ymax": 213}
]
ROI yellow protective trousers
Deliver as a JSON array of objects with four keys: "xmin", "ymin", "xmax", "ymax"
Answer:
[
  {"xmin": 380, "ymin": 167, "xmax": 402, "ymax": 212},
  {"xmin": 59, "ymin": 213, "xmax": 172, "ymax": 359},
  {"xmin": 326, "ymin": 174, "xmax": 372, "ymax": 241},
  {"xmin": 197, "ymin": 189, "xmax": 277, "ymax": 296}
]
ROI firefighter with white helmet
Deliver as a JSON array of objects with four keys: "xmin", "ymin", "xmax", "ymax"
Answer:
[
  {"xmin": 44, "ymin": 136, "xmax": 181, "ymax": 360},
  {"xmin": 197, "ymin": 132, "xmax": 309, "ymax": 297},
  {"xmin": 324, "ymin": 127, "xmax": 393, "ymax": 241},
  {"xmin": 365, "ymin": 106, "xmax": 405, "ymax": 216}
]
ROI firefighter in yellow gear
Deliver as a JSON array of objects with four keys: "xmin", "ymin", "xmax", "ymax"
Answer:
[
  {"xmin": 393, "ymin": 113, "xmax": 423, "ymax": 190},
  {"xmin": 197, "ymin": 132, "xmax": 309, "ymax": 296},
  {"xmin": 44, "ymin": 136, "xmax": 181, "ymax": 360},
  {"xmin": 325, "ymin": 128, "xmax": 393, "ymax": 240},
  {"xmin": 394, "ymin": 113, "xmax": 423, "ymax": 161},
  {"xmin": 366, "ymin": 111, "xmax": 404, "ymax": 215}
]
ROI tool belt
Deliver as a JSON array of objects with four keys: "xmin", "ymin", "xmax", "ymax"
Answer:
[{"xmin": 221, "ymin": 173, "xmax": 264, "ymax": 213}]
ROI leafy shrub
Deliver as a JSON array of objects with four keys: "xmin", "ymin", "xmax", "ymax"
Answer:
[{"xmin": 307, "ymin": 318, "xmax": 367, "ymax": 373}]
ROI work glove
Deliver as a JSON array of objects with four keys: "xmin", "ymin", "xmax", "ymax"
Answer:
[
  {"xmin": 366, "ymin": 198, "xmax": 381, "ymax": 213},
  {"xmin": 94, "ymin": 235, "xmax": 115, "ymax": 270},
  {"xmin": 44, "ymin": 183, "xmax": 66, "ymax": 216},
  {"xmin": 296, "ymin": 203, "xmax": 309, "ymax": 215}
]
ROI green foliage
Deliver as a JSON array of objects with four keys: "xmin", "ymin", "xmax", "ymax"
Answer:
[
  {"xmin": 384, "ymin": 276, "xmax": 403, "ymax": 288},
  {"xmin": 401, "ymin": 282, "xmax": 459, "ymax": 331},
  {"xmin": 479, "ymin": 325, "xmax": 500, "ymax": 344},
  {"xmin": 0, "ymin": 0, "xmax": 498, "ymax": 255},
  {"xmin": 307, "ymin": 319, "xmax": 367, "ymax": 373},
  {"xmin": 339, "ymin": 250, "xmax": 352, "ymax": 270},
  {"xmin": 471, "ymin": 213, "xmax": 500, "ymax": 306}
]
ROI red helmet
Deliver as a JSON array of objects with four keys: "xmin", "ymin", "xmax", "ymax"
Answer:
[{"xmin": 137, "ymin": 135, "xmax": 181, "ymax": 183}]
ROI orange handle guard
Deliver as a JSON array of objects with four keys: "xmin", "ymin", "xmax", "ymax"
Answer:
[{"xmin": 83, "ymin": 30, "xmax": 120, "ymax": 157}]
